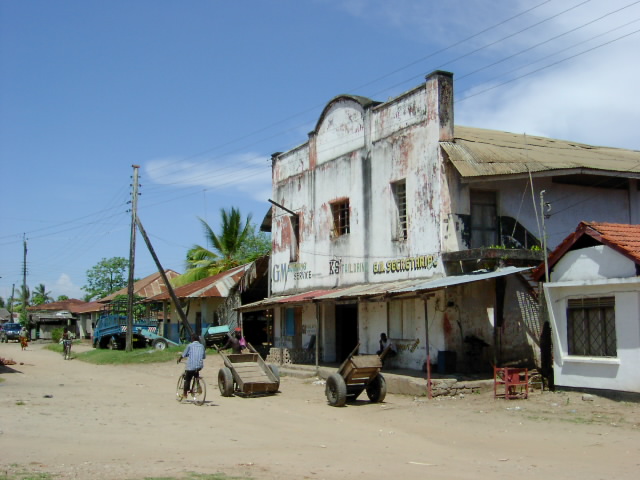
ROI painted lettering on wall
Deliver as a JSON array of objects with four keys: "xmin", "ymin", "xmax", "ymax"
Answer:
[
  {"xmin": 372, "ymin": 255, "xmax": 438, "ymax": 275},
  {"xmin": 328, "ymin": 258, "xmax": 368, "ymax": 275},
  {"xmin": 273, "ymin": 262, "xmax": 313, "ymax": 282},
  {"xmin": 396, "ymin": 338, "xmax": 420, "ymax": 353}
]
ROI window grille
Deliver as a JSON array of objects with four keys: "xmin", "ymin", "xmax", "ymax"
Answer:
[
  {"xmin": 566, "ymin": 297, "xmax": 616, "ymax": 357},
  {"xmin": 392, "ymin": 180, "xmax": 407, "ymax": 240},
  {"xmin": 331, "ymin": 200, "xmax": 350, "ymax": 237}
]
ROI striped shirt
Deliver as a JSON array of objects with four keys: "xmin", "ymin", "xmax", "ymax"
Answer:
[{"xmin": 182, "ymin": 341, "xmax": 206, "ymax": 371}]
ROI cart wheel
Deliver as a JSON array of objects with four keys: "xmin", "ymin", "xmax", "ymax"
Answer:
[
  {"xmin": 325, "ymin": 373, "xmax": 347, "ymax": 407},
  {"xmin": 152, "ymin": 338, "xmax": 168, "ymax": 350},
  {"xmin": 268, "ymin": 364, "xmax": 280, "ymax": 389},
  {"xmin": 366, "ymin": 373, "xmax": 387, "ymax": 403},
  {"xmin": 218, "ymin": 367, "xmax": 234, "ymax": 397}
]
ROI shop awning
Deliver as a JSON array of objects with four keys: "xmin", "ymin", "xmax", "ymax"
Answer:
[
  {"xmin": 237, "ymin": 289, "xmax": 342, "ymax": 312},
  {"xmin": 237, "ymin": 266, "xmax": 530, "ymax": 312},
  {"xmin": 388, "ymin": 266, "xmax": 532, "ymax": 294}
]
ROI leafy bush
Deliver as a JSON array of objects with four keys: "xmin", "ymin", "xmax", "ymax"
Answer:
[{"xmin": 51, "ymin": 328, "xmax": 64, "ymax": 343}]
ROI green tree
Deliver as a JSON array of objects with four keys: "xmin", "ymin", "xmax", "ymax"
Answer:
[
  {"xmin": 57, "ymin": 295, "xmax": 69, "ymax": 301},
  {"xmin": 176, "ymin": 207, "xmax": 270, "ymax": 285},
  {"xmin": 83, "ymin": 256, "xmax": 129, "ymax": 300},
  {"xmin": 12, "ymin": 285, "xmax": 30, "ymax": 324},
  {"xmin": 235, "ymin": 223, "xmax": 271, "ymax": 263},
  {"xmin": 0, "ymin": 296, "xmax": 4, "ymax": 308},
  {"xmin": 32, "ymin": 283, "xmax": 53, "ymax": 305}
]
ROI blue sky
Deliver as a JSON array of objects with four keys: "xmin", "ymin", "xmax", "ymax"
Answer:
[{"xmin": 1, "ymin": 0, "xmax": 639, "ymax": 301}]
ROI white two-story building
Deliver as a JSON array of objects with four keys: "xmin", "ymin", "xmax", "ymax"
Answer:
[{"xmin": 241, "ymin": 71, "xmax": 640, "ymax": 374}]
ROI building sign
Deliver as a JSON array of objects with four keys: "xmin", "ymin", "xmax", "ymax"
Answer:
[
  {"xmin": 273, "ymin": 262, "xmax": 313, "ymax": 283},
  {"xmin": 328, "ymin": 259, "xmax": 368, "ymax": 275},
  {"xmin": 372, "ymin": 254, "xmax": 438, "ymax": 275}
]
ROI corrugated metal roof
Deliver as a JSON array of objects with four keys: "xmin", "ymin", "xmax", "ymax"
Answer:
[
  {"xmin": 237, "ymin": 289, "xmax": 341, "ymax": 312},
  {"xmin": 443, "ymin": 126, "xmax": 640, "ymax": 179},
  {"xmin": 389, "ymin": 266, "xmax": 532, "ymax": 294},
  {"xmin": 99, "ymin": 270, "xmax": 181, "ymax": 302},
  {"xmin": 316, "ymin": 279, "xmax": 427, "ymax": 300},
  {"xmin": 238, "ymin": 268, "xmax": 530, "ymax": 311},
  {"xmin": 146, "ymin": 264, "xmax": 250, "ymax": 301}
]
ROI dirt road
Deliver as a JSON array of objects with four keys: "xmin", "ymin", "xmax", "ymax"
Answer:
[{"xmin": 1, "ymin": 342, "xmax": 639, "ymax": 480}]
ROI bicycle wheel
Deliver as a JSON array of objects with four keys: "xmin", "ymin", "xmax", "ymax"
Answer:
[
  {"xmin": 176, "ymin": 373, "xmax": 186, "ymax": 402},
  {"xmin": 192, "ymin": 376, "xmax": 206, "ymax": 405},
  {"xmin": 64, "ymin": 343, "xmax": 71, "ymax": 360}
]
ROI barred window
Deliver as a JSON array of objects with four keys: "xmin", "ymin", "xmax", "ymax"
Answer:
[
  {"xmin": 331, "ymin": 200, "xmax": 350, "ymax": 237},
  {"xmin": 566, "ymin": 297, "xmax": 617, "ymax": 357},
  {"xmin": 392, "ymin": 180, "xmax": 407, "ymax": 241}
]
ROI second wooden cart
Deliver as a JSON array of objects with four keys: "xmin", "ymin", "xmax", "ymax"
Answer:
[{"xmin": 325, "ymin": 343, "xmax": 387, "ymax": 407}]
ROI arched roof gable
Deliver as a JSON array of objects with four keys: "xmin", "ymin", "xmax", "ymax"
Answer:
[{"xmin": 313, "ymin": 94, "xmax": 380, "ymax": 134}]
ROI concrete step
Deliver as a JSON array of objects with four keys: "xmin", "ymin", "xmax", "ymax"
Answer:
[{"xmin": 277, "ymin": 362, "xmax": 494, "ymax": 397}]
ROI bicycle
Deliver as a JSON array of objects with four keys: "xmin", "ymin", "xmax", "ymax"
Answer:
[
  {"xmin": 176, "ymin": 370, "xmax": 206, "ymax": 405},
  {"xmin": 62, "ymin": 339, "xmax": 72, "ymax": 360}
]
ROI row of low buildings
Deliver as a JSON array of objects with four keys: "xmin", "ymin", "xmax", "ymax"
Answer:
[{"xmin": 23, "ymin": 70, "xmax": 640, "ymax": 398}]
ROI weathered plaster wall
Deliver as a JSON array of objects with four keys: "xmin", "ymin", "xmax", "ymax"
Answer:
[
  {"xmin": 271, "ymin": 76, "xmax": 447, "ymax": 296},
  {"xmin": 552, "ymin": 246, "xmax": 637, "ymax": 282}
]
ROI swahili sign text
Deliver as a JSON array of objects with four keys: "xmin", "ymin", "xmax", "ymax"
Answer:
[{"xmin": 372, "ymin": 255, "xmax": 438, "ymax": 274}]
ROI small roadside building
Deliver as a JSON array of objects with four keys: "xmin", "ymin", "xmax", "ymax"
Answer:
[
  {"xmin": 27, "ymin": 299, "xmax": 88, "ymax": 339},
  {"xmin": 145, "ymin": 260, "xmax": 268, "ymax": 344},
  {"xmin": 535, "ymin": 222, "xmax": 640, "ymax": 397}
]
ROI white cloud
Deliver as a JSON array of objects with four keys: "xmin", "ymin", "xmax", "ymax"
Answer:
[
  {"xmin": 456, "ymin": 26, "xmax": 640, "ymax": 150},
  {"xmin": 52, "ymin": 273, "xmax": 84, "ymax": 300},
  {"xmin": 344, "ymin": 0, "xmax": 640, "ymax": 150},
  {"xmin": 145, "ymin": 153, "xmax": 273, "ymax": 202}
]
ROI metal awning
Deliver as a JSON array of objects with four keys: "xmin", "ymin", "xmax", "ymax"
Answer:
[
  {"xmin": 237, "ymin": 266, "xmax": 531, "ymax": 312},
  {"xmin": 388, "ymin": 266, "xmax": 532, "ymax": 294},
  {"xmin": 237, "ymin": 289, "xmax": 342, "ymax": 313}
]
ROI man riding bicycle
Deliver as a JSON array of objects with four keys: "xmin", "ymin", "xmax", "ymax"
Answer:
[{"xmin": 177, "ymin": 333, "xmax": 206, "ymax": 400}]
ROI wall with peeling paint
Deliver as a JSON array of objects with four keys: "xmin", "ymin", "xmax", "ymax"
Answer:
[{"xmin": 271, "ymin": 74, "xmax": 450, "ymax": 296}]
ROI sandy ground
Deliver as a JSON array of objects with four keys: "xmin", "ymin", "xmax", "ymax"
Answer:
[{"xmin": 1, "ymin": 341, "xmax": 639, "ymax": 480}]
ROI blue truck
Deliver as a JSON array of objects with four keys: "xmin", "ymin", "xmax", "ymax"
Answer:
[{"xmin": 92, "ymin": 313, "xmax": 178, "ymax": 350}]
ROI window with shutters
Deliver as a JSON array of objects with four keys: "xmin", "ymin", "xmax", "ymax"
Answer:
[
  {"xmin": 330, "ymin": 199, "xmax": 350, "ymax": 237},
  {"xmin": 391, "ymin": 180, "xmax": 407, "ymax": 241},
  {"xmin": 566, "ymin": 297, "xmax": 617, "ymax": 357}
]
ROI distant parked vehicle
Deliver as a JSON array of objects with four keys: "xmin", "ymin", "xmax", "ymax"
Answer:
[
  {"xmin": 202, "ymin": 324, "xmax": 230, "ymax": 348},
  {"xmin": 91, "ymin": 300, "xmax": 178, "ymax": 350},
  {"xmin": 1, "ymin": 323, "xmax": 22, "ymax": 343}
]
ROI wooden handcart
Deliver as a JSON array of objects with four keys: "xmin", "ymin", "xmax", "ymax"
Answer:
[
  {"xmin": 325, "ymin": 343, "xmax": 387, "ymax": 407},
  {"xmin": 216, "ymin": 343, "xmax": 280, "ymax": 397}
]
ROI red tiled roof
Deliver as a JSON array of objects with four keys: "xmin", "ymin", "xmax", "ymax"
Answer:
[{"xmin": 532, "ymin": 221, "xmax": 640, "ymax": 280}]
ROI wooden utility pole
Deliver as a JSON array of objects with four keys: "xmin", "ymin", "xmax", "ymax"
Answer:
[
  {"xmin": 540, "ymin": 190, "xmax": 551, "ymax": 283},
  {"xmin": 126, "ymin": 165, "xmax": 140, "ymax": 352},
  {"xmin": 135, "ymin": 216, "xmax": 193, "ymax": 338},
  {"xmin": 22, "ymin": 235, "xmax": 27, "ymax": 325},
  {"xmin": 9, "ymin": 283, "xmax": 15, "ymax": 319}
]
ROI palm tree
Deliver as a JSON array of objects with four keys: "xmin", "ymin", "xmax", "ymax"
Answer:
[
  {"xmin": 175, "ymin": 207, "xmax": 252, "ymax": 286},
  {"xmin": 32, "ymin": 283, "xmax": 53, "ymax": 305},
  {"xmin": 12, "ymin": 285, "xmax": 30, "ymax": 323}
]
